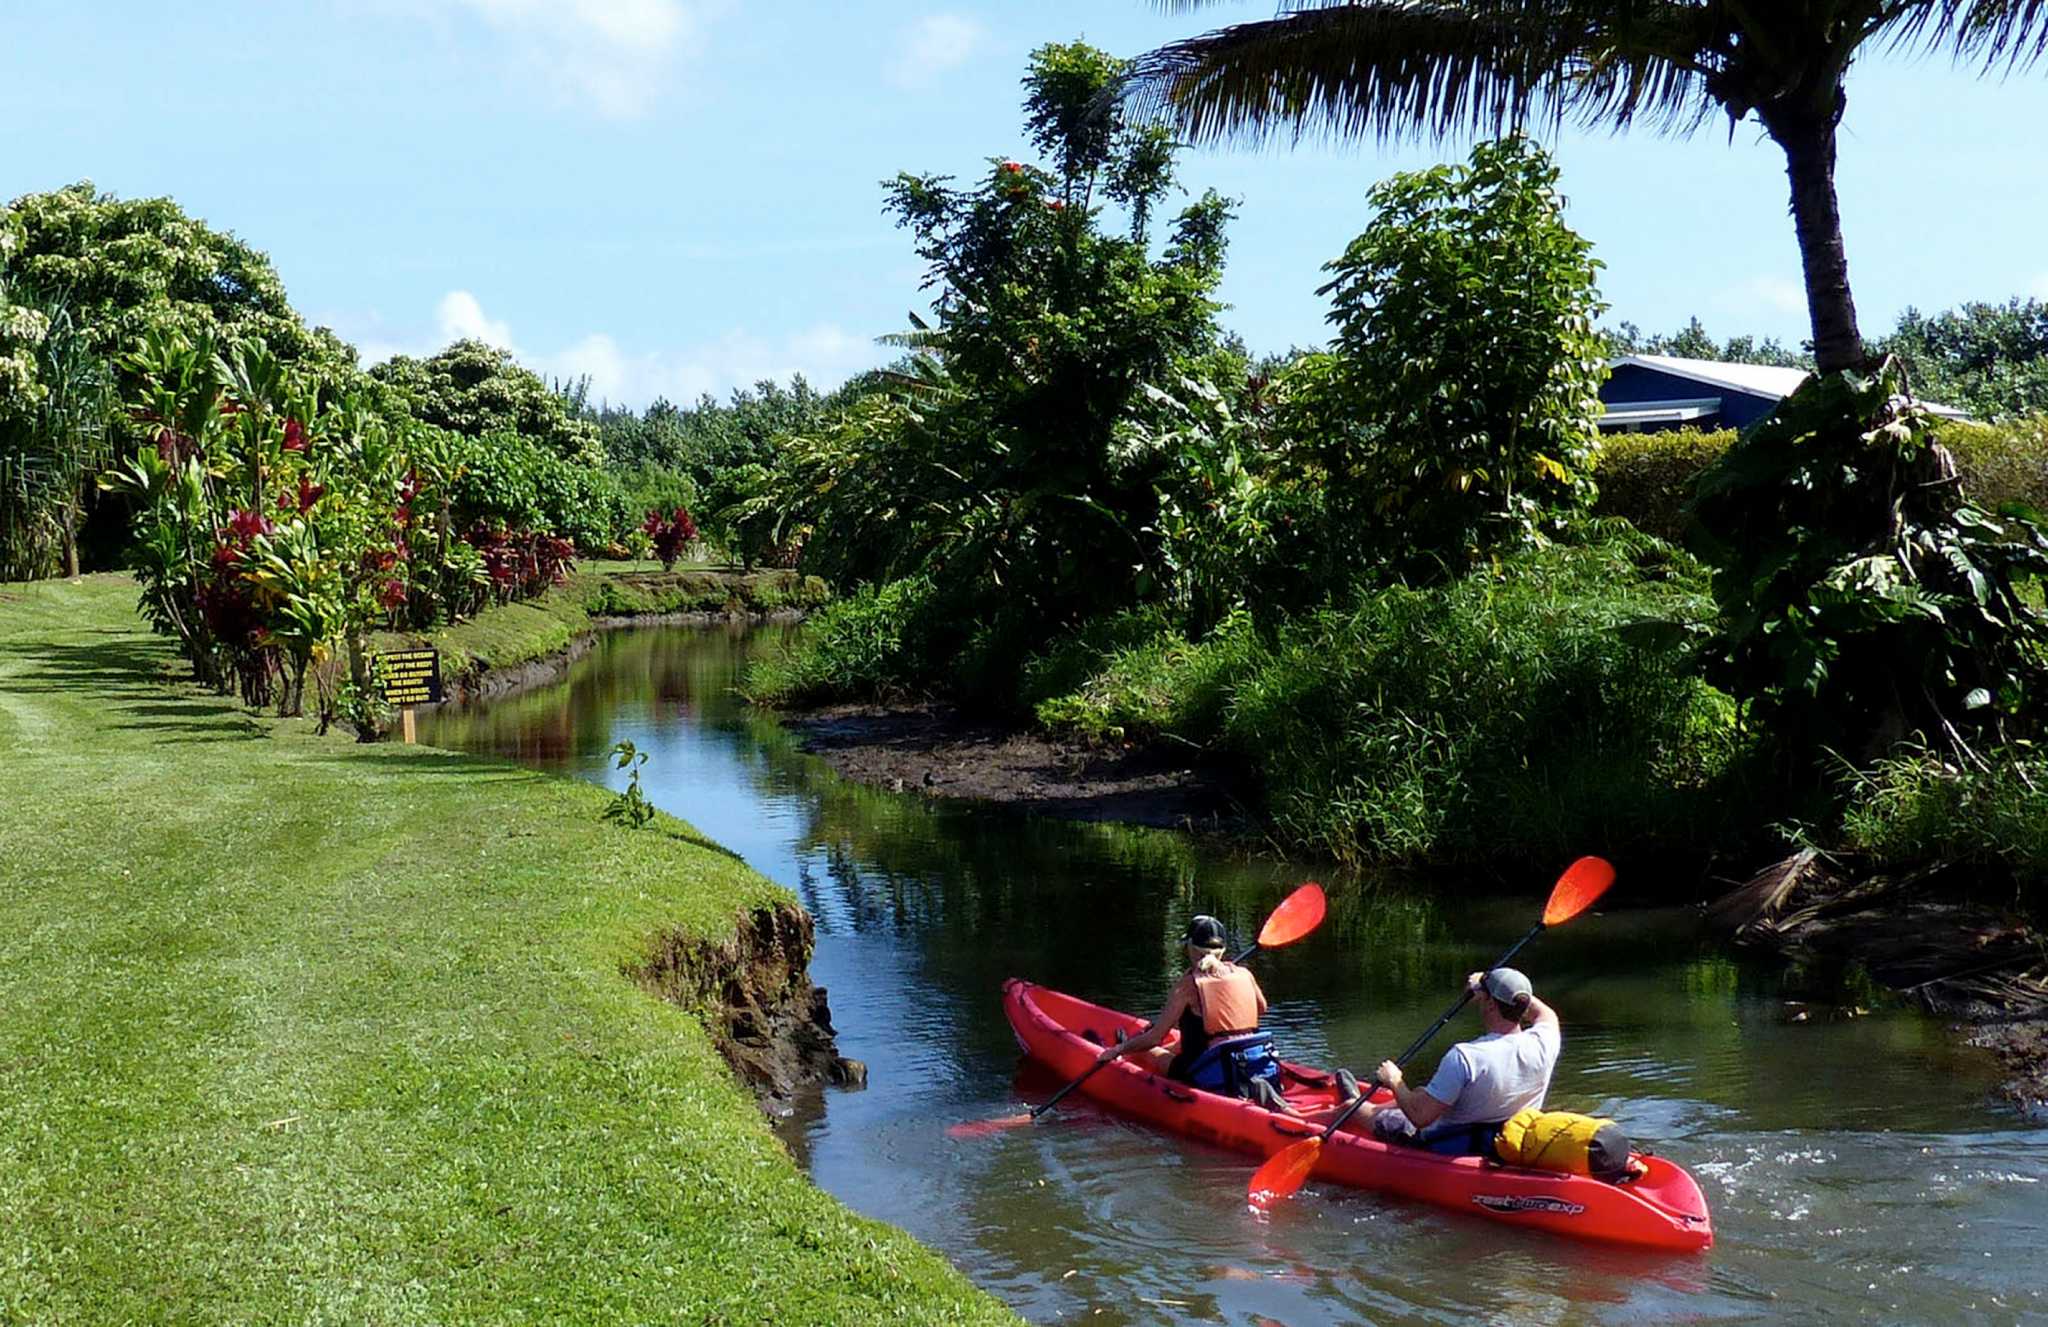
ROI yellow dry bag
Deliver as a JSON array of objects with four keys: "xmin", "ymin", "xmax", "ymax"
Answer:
[{"xmin": 1495, "ymin": 1107, "xmax": 1632, "ymax": 1181}]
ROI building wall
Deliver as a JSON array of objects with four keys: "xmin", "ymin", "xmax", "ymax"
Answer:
[{"xmin": 1599, "ymin": 364, "xmax": 1783, "ymax": 432}]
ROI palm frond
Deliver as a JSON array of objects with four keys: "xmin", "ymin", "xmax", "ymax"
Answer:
[
  {"xmin": 1886, "ymin": 0, "xmax": 2048, "ymax": 71},
  {"xmin": 1122, "ymin": 1, "xmax": 1723, "ymax": 147}
]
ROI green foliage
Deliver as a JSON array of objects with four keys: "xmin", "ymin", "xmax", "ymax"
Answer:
[
  {"xmin": 1031, "ymin": 610, "xmax": 1257, "ymax": 744},
  {"xmin": 1934, "ymin": 416, "xmax": 2048, "ymax": 516},
  {"xmin": 1840, "ymin": 748, "xmax": 2048, "ymax": 896},
  {"xmin": 372, "ymin": 338, "xmax": 605, "ymax": 468},
  {"xmin": 1, "ymin": 182, "xmax": 352, "ymax": 374},
  {"xmin": 0, "ymin": 289, "xmax": 113, "ymax": 579},
  {"xmin": 742, "ymin": 577, "xmax": 942, "ymax": 705},
  {"xmin": 1593, "ymin": 418, "xmax": 2048, "ymax": 547},
  {"xmin": 1222, "ymin": 537, "xmax": 1748, "ymax": 865},
  {"xmin": 99, "ymin": 330, "xmax": 586, "ymax": 728},
  {"xmin": 587, "ymin": 379, "xmax": 840, "ymax": 553},
  {"xmin": 1592, "ymin": 427, "xmax": 1740, "ymax": 542},
  {"xmin": 1307, "ymin": 136, "xmax": 1608, "ymax": 578},
  {"xmin": 1879, "ymin": 298, "xmax": 2048, "ymax": 422},
  {"xmin": 603, "ymin": 740, "xmax": 658, "ymax": 830},
  {"xmin": 1692, "ymin": 361, "xmax": 2048, "ymax": 766},
  {"xmin": 440, "ymin": 428, "xmax": 627, "ymax": 553}
]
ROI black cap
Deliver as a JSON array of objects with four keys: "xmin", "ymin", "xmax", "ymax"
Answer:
[{"xmin": 1185, "ymin": 915, "xmax": 1228, "ymax": 950}]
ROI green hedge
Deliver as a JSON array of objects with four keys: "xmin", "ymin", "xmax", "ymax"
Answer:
[
  {"xmin": 1593, "ymin": 415, "xmax": 2048, "ymax": 542},
  {"xmin": 1592, "ymin": 427, "xmax": 1738, "ymax": 542}
]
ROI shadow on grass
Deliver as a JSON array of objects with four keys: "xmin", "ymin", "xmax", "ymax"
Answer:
[
  {"xmin": 0, "ymin": 636, "xmax": 280, "ymax": 744},
  {"xmin": 0, "ymin": 635, "xmax": 178, "ymax": 696}
]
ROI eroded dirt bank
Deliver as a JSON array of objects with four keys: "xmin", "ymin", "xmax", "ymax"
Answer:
[
  {"xmin": 782, "ymin": 702, "xmax": 1250, "ymax": 832},
  {"xmin": 632, "ymin": 901, "xmax": 866, "ymax": 1108}
]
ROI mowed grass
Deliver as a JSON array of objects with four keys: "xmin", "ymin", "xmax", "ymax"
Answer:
[{"xmin": 0, "ymin": 575, "xmax": 1014, "ymax": 1325}]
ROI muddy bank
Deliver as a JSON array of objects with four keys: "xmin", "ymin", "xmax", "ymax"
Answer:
[
  {"xmin": 782, "ymin": 702, "xmax": 1251, "ymax": 832},
  {"xmin": 632, "ymin": 901, "xmax": 865, "ymax": 1110},
  {"xmin": 1709, "ymin": 850, "xmax": 2048, "ymax": 1114}
]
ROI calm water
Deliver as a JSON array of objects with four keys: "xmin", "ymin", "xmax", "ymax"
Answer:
[{"xmin": 419, "ymin": 626, "xmax": 2047, "ymax": 1325}]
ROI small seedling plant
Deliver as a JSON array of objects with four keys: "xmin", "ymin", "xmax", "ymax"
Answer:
[{"xmin": 603, "ymin": 740, "xmax": 657, "ymax": 830}]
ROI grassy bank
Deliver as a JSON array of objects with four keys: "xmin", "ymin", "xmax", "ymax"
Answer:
[
  {"xmin": 0, "ymin": 574, "xmax": 1011, "ymax": 1323},
  {"xmin": 378, "ymin": 562, "xmax": 830, "ymax": 686}
]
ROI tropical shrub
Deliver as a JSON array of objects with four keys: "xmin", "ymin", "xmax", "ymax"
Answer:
[
  {"xmin": 641, "ymin": 506, "xmax": 698, "ymax": 571},
  {"xmin": 1692, "ymin": 361, "xmax": 2048, "ymax": 769},
  {"xmin": 0, "ymin": 284, "xmax": 114, "ymax": 580},
  {"xmin": 102, "ymin": 331, "xmax": 413, "ymax": 721},
  {"xmin": 100, "ymin": 331, "xmax": 581, "ymax": 730},
  {"xmin": 371, "ymin": 339, "xmax": 605, "ymax": 468},
  {"xmin": 1299, "ymin": 136, "xmax": 1608, "ymax": 581},
  {"xmin": 755, "ymin": 40, "xmax": 1237, "ymax": 641}
]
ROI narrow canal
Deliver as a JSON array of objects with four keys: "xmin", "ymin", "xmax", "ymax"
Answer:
[{"xmin": 419, "ymin": 625, "xmax": 2046, "ymax": 1325}]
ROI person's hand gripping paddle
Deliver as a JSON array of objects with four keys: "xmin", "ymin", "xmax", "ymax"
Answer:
[
  {"xmin": 1245, "ymin": 856, "xmax": 1615, "ymax": 1209},
  {"xmin": 947, "ymin": 882, "xmax": 1328, "ymax": 1140}
]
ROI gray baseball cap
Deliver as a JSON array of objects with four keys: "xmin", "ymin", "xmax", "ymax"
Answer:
[{"xmin": 1482, "ymin": 967, "xmax": 1533, "ymax": 1006}]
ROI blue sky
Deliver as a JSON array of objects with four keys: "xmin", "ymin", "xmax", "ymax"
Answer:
[{"xmin": 7, "ymin": 1, "xmax": 2047, "ymax": 408}]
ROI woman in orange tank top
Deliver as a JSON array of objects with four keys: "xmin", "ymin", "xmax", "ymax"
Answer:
[{"xmin": 1089, "ymin": 915, "xmax": 1290, "ymax": 1108}]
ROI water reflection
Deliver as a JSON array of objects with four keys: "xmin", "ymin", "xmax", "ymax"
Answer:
[{"xmin": 419, "ymin": 625, "xmax": 2047, "ymax": 1326}]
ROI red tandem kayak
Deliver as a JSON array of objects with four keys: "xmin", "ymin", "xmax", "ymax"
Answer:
[{"xmin": 1002, "ymin": 978, "xmax": 1713, "ymax": 1253}]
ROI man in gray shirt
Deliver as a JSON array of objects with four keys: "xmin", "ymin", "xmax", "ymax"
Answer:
[{"xmin": 1356, "ymin": 968, "xmax": 1560, "ymax": 1156}]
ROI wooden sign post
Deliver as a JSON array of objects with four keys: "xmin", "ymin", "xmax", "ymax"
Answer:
[{"xmin": 372, "ymin": 648, "xmax": 443, "ymax": 743}]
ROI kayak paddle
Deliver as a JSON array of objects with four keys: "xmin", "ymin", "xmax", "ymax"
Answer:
[
  {"xmin": 1245, "ymin": 856, "xmax": 1615, "ymax": 1209},
  {"xmin": 947, "ymin": 881, "xmax": 1327, "ymax": 1140}
]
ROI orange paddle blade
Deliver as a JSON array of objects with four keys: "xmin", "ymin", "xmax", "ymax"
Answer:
[
  {"xmin": 946, "ymin": 1113, "xmax": 1034, "ymax": 1140},
  {"xmin": 1247, "ymin": 1137, "xmax": 1323, "ymax": 1209},
  {"xmin": 1257, "ymin": 883, "xmax": 1327, "ymax": 951},
  {"xmin": 1542, "ymin": 856, "xmax": 1615, "ymax": 927}
]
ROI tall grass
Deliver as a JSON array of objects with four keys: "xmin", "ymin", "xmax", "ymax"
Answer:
[
  {"xmin": 741, "ymin": 576, "xmax": 944, "ymax": 705},
  {"xmin": 1219, "ymin": 539, "xmax": 1750, "ymax": 865},
  {"xmin": 1840, "ymin": 751, "xmax": 2048, "ymax": 904}
]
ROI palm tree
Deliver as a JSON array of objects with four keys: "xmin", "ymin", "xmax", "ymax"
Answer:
[{"xmin": 1123, "ymin": 2, "xmax": 2048, "ymax": 373}]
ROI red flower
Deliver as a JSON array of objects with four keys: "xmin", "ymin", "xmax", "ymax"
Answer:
[
  {"xmin": 296, "ymin": 474, "xmax": 326, "ymax": 513},
  {"xmin": 226, "ymin": 509, "xmax": 274, "ymax": 543},
  {"xmin": 211, "ymin": 542, "xmax": 243, "ymax": 571},
  {"xmin": 277, "ymin": 491, "xmax": 295, "ymax": 512},
  {"xmin": 281, "ymin": 418, "xmax": 307, "ymax": 453},
  {"xmin": 379, "ymin": 580, "xmax": 407, "ymax": 609},
  {"xmin": 1047, "ymin": 199, "xmax": 1066, "ymax": 212},
  {"xmin": 1000, "ymin": 160, "xmax": 1022, "ymax": 173}
]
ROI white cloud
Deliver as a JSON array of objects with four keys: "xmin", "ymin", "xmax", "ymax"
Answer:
[
  {"xmin": 340, "ymin": 291, "xmax": 880, "ymax": 407},
  {"xmin": 435, "ymin": 290, "xmax": 515, "ymax": 349},
  {"xmin": 443, "ymin": 0, "xmax": 703, "ymax": 118},
  {"xmin": 888, "ymin": 13, "xmax": 984, "ymax": 89}
]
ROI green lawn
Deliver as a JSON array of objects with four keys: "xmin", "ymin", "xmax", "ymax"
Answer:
[{"xmin": 0, "ymin": 574, "xmax": 1013, "ymax": 1325}]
